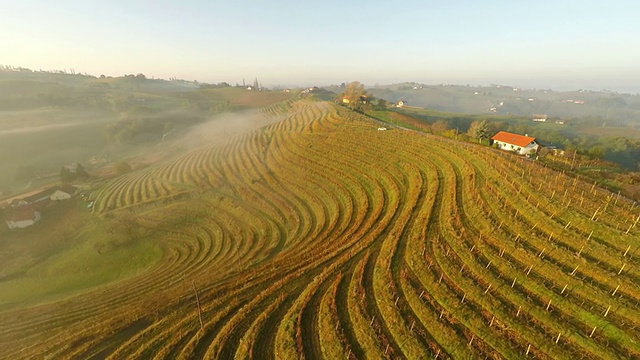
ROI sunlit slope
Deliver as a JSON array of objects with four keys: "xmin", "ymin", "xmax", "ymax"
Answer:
[{"xmin": 1, "ymin": 100, "xmax": 639, "ymax": 359}]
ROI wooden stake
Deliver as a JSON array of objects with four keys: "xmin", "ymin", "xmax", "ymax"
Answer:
[
  {"xmin": 555, "ymin": 332, "xmax": 561, "ymax": 344},
  {"xmin": 461, "ymin": 293, "xmax": 466, "ymax": 304},
  {"xmin": 604, "ymin": 305, "xmax": 611, "ymax": 317},
  {"xmin": 618, "ymin": 263, "xmax": 626, "ymax": 275},
  {"xmin": 486, "ymin": 260, "xmax": 492, "ymax": 269},
  {"xmin": 516, "ymin": 305, "xmax": 521, "ymax": 317},
  {"xmin": 561, "ymin": 284, "xmax": 567, "ymax": 295},
  {"xmin": 589, "ymin": 326, "xmax": 597, "ymax": 338},
  {"xmin": 512, "ymin": 277, "xmax": 517, "ymax": 288},
  {"xmin": 526, "ymin": 344, "xmax": 531, "ymax": 356},
  {"xmin": 624, "ymin": 245, "xmax": 631, "ymax": 257},
  {"xmin": 546, "ymin": 299, "xmax": 552, "ymax": 311},
  {"xmin": 571, "ymin": 265, "xmax": 579, "ymax": 276},
  {"xmin": 612, "ymin": 285, "xmax": 620, "ymax": 296},
  {"xmin": 485, "ymin": 284, "xmax": 492, "ymax": 294},
  {"xmin": 489, "ymin": 315, "xmax": 495, "ymax": 327},
  {"xmin": 192, "ymin": 281, "xmax": 204, "ymax": 331}
]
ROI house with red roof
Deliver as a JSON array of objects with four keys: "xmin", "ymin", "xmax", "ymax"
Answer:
[
  {"xmin": 5, "ymin": 206, "xmax": 41, "ymax": 229},
  {"xmin": 490, "ymin": 131, "xmax": 539, "ymax": 155}
]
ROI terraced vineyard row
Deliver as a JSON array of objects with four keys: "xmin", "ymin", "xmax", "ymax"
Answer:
[{"xmin": 1, "ymin": 100, "xmax": 638, "ymax": 359}]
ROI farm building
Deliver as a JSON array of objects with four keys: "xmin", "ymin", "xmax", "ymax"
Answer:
[
  {"xmin": 490, "ymin": 131, "xmax": 539, "ymax": 155},
  {"xmin": 5, "ymin": 206, "xmax": 40, "ymax": 229},
  {"xmin": 395, "ymin": 100, "xmax": 407, "ymax": 108},
  {"xmin": 11, "ymin": 185, "xmax": 78, "ymax": 207},
  {"xmin": 50, "ymin": 185, "xmax": 78, "ymax": 201},
  {"xmin": 532, "ymin": 114, "xmax": 548, "ymax": 122},
  {"xmin": 10, "ymin": 198, "xmax": 28, "ymax": 208},
  {"xmin": 21, "ymin": 189, "xmax": 54, "ymax": 205}
]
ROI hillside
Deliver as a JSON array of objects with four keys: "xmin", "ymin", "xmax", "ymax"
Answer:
[
  {"xmin": 1, "ymin": 100, "xmax": 638, "ymax": 359},
  {"xmin": 0, "ymin": 68, "xmax": 289, "ymax": 198}
]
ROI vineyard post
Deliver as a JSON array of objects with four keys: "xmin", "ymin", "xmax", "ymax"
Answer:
[
  {"xmin": 192, "ymin": 281, "xmax": 204, "ymax": 331},
  {"xmin": 570, "ymin": 265, "xmax": 578, "ymax": 276}
]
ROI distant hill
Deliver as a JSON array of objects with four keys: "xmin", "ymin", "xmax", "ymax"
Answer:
[{"xmin": 366, "ymin": 83, "xmax": 640, "ymax": 127}]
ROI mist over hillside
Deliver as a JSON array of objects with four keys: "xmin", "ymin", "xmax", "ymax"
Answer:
[
  {"xmin": 0, "ymin": 67, "xmax": 288, "ymax": 198},
  {"xmin": 363, "ymin": 83, "xmax": 640, "ymax": 128}
]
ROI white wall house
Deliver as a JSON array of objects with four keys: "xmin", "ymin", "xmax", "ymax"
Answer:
[
  {"xmin": 49, "ymin": 185, "xmax": 77, "ymax": 201},
  {"xmin": 491, "ymin": 131, "xmax": 539, "ymax": 155},
  {"xmin": 6, "ymin": 208, "xmax": 40, "ymax": 229},
  {"xmin": 532, "ymin": 114, "xmax": 548, "ymax": 122},
  {"xmin": 50, "ymin": 190, "xmax": 72, "ymax": 201}
]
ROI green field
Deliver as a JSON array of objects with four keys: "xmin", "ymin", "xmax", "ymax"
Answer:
[{"xmin": 1, "ymin": 99, "xmax": 638, "ymax": 359}]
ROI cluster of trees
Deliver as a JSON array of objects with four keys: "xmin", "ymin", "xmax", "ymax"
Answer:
[
  {"xmin": 60, "ymin": 163, "xmax": 88, "ymax": 182},
  {"xmin": 198, "ymin": 82, "xmax": 231, "ymax": 89},
  {"xmin": 339, "ymin": 81, "xmax": 388, "ymax": 113}
]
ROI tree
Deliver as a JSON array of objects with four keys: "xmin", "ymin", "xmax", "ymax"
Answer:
[
  {"xmin": 431, "ymin": 120, "xmax": 449, "ymax": 134},
  {"xmin": 60, "ymin": 166, "xmax": 74, "ymax": 182},
  {"xmin": 375, "ymin": 98, "xmax": 388, "ymax": 111},
  {"xmin": 342, "ymin": 81, "xmax": 366, "ymax": 105},
  {"xmin": 467, "ymin": 120, "xmax": 489, "ymax": 143},
  {"xmin": 587, "ymin": 146, "xmax": 606, "ymax": 160},
  {"xmin": 75, "ymin": 163, "xmax": 88, "ymax": 178}
]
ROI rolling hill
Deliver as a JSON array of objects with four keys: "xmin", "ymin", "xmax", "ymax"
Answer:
[{"xmin": 0, "ymin": 99, "xmax": 639, "ymax": 359}]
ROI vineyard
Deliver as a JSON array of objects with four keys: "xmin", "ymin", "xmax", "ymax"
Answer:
[{"xmin": 1, "ymin": 100, "xmax": 639, "ymax": 359}]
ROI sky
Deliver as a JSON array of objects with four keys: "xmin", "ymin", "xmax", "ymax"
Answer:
[{"xmin": 1, "ymin": 0, "xmax": 640, "ymax": 92}]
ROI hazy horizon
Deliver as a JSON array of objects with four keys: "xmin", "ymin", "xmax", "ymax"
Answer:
[{"xmin": 2, "ymin": 1, "xmax": 639, "ymax": 93}]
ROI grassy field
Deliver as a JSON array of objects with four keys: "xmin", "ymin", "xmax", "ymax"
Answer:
[{"xmin": 0, "ymin": 99, "xmax": 639, "ymax": 359}]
